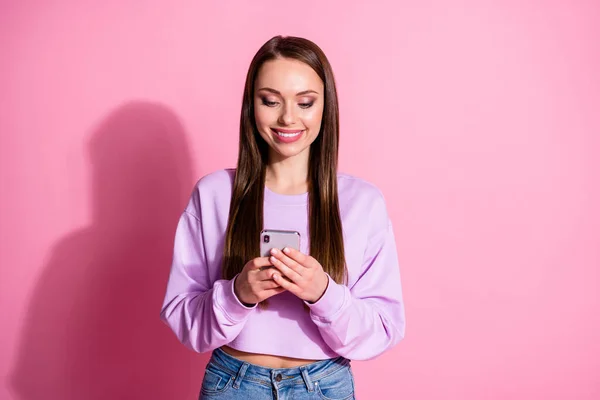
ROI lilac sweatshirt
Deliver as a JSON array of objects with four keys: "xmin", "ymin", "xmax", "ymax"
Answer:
[{"xmin": 160, "ymin": 169, "xmax": 405, "ymax": 361}]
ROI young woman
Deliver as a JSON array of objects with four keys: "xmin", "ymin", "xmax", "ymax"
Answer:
[{"xmin": 160, "ymin": 35, "xmax": 406, "ymax": 399}]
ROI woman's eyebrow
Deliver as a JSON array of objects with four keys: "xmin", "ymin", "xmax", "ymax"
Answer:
[{"xmin": 257, "ymin": 87, "xmax": 319, "ymax": 96}]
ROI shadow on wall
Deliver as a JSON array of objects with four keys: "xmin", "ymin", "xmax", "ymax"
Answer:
[{"xmin": 9, "ymin": 101, "xmax": 211, "ymax": 399}]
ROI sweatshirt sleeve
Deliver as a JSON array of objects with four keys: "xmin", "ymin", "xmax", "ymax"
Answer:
[
  {"xmin": 305, "ymin": 192, "xmax": 406, "ymax": 361},
  {"xmin": 159, "ymin": 191, "xmax": 256, "ymax": 353}
]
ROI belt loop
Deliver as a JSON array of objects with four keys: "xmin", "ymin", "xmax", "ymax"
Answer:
[
  {"xmin": 300, "ymin": 366, "xmax": 314, "ymax": 392},
  {"xmin": 233, "ymin": 362, "xmax": 249, "ymax": 389}
]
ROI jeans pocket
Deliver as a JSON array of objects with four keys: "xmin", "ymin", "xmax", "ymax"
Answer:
[
  {"xmin": 200, "ymin": 362, "xmax": 234, "ymax": 396},
  {"xmin": 315, "ymin": 366, "xmax": 355, "ymax": 400}
]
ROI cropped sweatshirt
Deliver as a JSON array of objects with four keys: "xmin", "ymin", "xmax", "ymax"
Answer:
[{"xmin": 160, "ymin": 169, "xmax": 405, "ymax": 361}]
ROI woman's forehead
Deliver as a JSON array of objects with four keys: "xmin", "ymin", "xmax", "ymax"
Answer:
[{"xmin": 255, "ymin": 58, "xmax": 323, "ymax": 94}]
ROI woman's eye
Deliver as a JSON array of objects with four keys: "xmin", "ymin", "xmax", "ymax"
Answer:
[
  {"xmin": 299, "ymin": 102, "xmax": 314, "ymax": 109},
  {"xmin": 261, "ymin": 99, "xmax": 278, "ymax": 107}
]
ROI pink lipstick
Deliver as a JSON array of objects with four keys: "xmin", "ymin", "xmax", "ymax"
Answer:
[{"xmin": 271, "ymin": 128, "xmax": 304, "ymax": 143}]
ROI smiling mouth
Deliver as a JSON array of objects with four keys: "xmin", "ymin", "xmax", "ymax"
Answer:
[{"xmin": 271, "ymin": 129, "xmax": 304, "ymax": 138}]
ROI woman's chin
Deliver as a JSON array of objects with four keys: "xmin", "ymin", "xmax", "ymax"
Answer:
[{"xmin": 270, "ymin": 144, "xmax": 310, "ymax": 161}]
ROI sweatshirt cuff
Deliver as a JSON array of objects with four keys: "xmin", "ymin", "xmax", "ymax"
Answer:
[
  {"xmin": 305, "ymin": 274, "xmax": 347, "ymax": 320},
  {"xmin": 215, "ymin": 274, "xmax": 257, "ymax": 323}
]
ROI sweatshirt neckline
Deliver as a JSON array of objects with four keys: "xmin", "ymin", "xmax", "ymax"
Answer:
[{"xmin": 264, "ymin": 186, "xmax": 308, "ymax": 206}]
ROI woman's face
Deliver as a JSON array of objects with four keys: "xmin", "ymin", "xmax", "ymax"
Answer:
[{"xmin": 254, "ymin": 57, "xmax": 324, "ymax": 163}]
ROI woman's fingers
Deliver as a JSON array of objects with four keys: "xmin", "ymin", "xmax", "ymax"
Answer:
[
  {"xmin": 259, "ymin": 279, "xmax": 281, "ymax": 290},
  {"xmin": 281, "ymin": 247, "xmax": 315, "ymax": 267},
  {"xmin": 271, "ymin": 248, "xmax": 304, "ymax": 272},
  {"xmin": 249, "ymin": 256, "xmax": 274, "ymax": 270},
  {"xmin": 254, "ymin": 266, "xmax": 278, "ymax": 281},
  {"xmin": 272, "ymin": 272, "xmax": 301, "ymax": 295},
  {"xmin": 270, "ymin": 254, "xmax": 303, "ymax": 283}
]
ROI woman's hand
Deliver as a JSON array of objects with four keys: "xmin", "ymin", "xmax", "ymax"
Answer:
[
  {"xmin": 234, "ymin": 257, "xmax": 285, "ymax": 306},
  {"xmin": 268, "ymin": 247, "xmax": 329, "ymax": 303}
]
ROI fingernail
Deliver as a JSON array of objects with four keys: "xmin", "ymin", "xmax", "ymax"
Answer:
[
  {"xmin": 271, "ymin": 248, "xmax": 278, "ymax": 255},
  {"xmin": 283, "ymin": 247, "xmax": 290, "ymax": 254},
  {"xmin": 273, "ymin": 274, "xmax": 279, "ymax": 280},
  {"xmin": 270, "ymin": 256, "xmax": 276, "ymax": 263}
]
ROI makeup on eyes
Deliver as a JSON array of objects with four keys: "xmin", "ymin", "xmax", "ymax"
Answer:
[
  {"xmin": 298, "ymin": 98, "xmax": 315, "ymax": 108},
  {"xmin": 261, "ymin": 97, "xmax": 278, "ymax": 107},
  {"xmin": 259, "ymin": 96, "xmax": 316, "ymax": 108}
]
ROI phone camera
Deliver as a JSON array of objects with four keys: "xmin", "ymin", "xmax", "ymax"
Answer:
[{"xmin": 263, "ymin": 235, "xmax": 270, "ymax": 243}]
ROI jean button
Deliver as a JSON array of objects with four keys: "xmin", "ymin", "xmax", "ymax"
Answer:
[{"xmin": 275, "ymin": 373, "xmax": 283, "ymax": 382}]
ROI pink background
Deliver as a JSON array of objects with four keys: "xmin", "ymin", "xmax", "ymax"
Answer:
[{"xmin": 1, "ymin": 1, "xmax": 599, "ymax": 399}]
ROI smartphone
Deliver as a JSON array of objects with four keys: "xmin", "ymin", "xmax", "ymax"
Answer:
[{"xmin": 260, "ymin": 229, "xmax": 301, "ymax": 257}]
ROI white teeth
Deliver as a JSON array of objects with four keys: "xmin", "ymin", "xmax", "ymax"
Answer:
[{"xmin": 276, "ymin": 130, "xmax": 302, "ymax": 138}]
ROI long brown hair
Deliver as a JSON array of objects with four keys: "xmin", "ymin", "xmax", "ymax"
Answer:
[{"xmin": 222, "ymin": 36, "xmax": 347, "ymax": 304}]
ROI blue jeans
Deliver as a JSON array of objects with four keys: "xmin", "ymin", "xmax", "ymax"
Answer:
[{"xmin": 200, "ymin": 347, "xmax": 355, "ymax": 399}]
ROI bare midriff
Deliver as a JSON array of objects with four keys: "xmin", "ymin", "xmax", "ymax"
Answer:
[{"xmin": 220, "ymin": 345, "xmax": 320, "ymax": 369}]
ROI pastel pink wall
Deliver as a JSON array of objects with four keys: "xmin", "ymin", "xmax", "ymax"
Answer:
[{"xmin": 1, "ymin": 1, "xmax": 598, "ymax": 399}]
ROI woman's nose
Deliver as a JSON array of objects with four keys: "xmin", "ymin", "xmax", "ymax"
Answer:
[{"xmin": 278, "ymin": 103, "xmax": 296, "ymax": 126}]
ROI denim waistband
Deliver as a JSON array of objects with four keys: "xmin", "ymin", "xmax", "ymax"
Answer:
[{"xmin": 209, "ymin": 347, "xmax": 350, "ymax": 390}]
